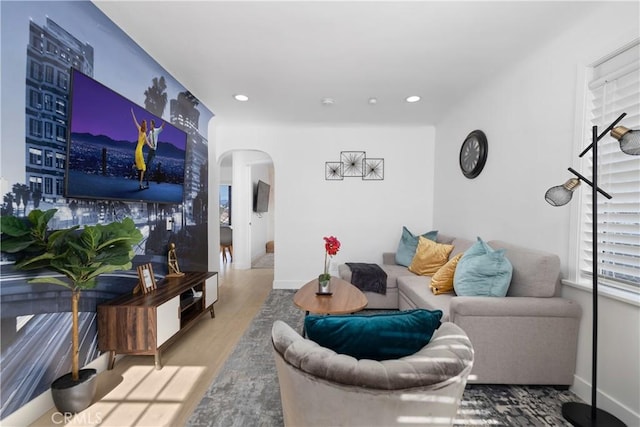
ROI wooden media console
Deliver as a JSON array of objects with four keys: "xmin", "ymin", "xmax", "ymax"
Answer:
[{"xmin": 97, "ymin": 271, "xmax": 218, "ymax": 369}]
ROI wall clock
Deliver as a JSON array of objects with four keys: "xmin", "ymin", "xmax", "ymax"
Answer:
[{"xmin": 459, "ymin": 130, "xmax": 488, "ymax": 179}]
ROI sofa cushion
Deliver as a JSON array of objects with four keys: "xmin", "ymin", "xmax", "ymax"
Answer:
[
  {"xmin": 395, "ymin": 227, "xmax": 438, "ymax": 267},
  {"xmin": 454, "ymin": 237, "xmax": 513, "ymax": 297},
  {"xmin": 430, "ymin": 253, "xmax": 464, "ymax": 295},
  {"xmin": 304, "ymin": 309, "xmax": 442, "ymax": 361},
  {"xmin": 397, "ymin": 275, "xmax": 454, "ymax": 320},
  {"xmin": 488, "ymin": 241, "xmax": 561, "ymax": 297},
  {"xmin": 408, "ymin": 236, "xmax": 453, "ymax": 276}
]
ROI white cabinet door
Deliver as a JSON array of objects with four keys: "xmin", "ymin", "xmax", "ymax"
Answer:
[
  {"xmin": 156, "ymin": 296, "xmax": 180, "ymax": 346},
  {"xmin": 205, "ymin": 274, "xmax": 218, "ymax": 308}
]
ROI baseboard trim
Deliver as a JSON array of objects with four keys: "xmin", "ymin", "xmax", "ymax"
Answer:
[
  {"xmin": 570, "ymin": 374, "xmax": 640, "ymax": 426},
  {"xmin": 1, "ymin": 352, "xmax": 114, "ymax": 426}
]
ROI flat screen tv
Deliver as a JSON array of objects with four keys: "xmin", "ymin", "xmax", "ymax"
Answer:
[
  {"xmin": 65, "ymin": 69, "xmax": 188, "ymax": 204},
  {"xmin": 253, "ymin": 180, "xmax": 270, "ymax": 213}
]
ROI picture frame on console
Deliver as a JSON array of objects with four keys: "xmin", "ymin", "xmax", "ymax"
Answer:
[{"xmin": 137, "ymin": 263, "xmax": 157, "ymax": 294}]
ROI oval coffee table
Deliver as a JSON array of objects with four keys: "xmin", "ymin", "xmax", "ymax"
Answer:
[{"xmin": 294, "ymin": 276, "xmax": 368, "ymax": 336}]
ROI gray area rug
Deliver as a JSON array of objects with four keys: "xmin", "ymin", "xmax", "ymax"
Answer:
[
  {"xmin": 252, "ymin": 253, "xmax": 274, "ymax": 269},
  {"xmin": 188, "ymin": 290, "xmax": 580, "ymax": 426}
]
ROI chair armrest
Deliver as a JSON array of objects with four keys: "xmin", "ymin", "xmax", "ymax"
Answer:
[{"xmin": 449, "ymin": 296, "xmax": 582, "ymax": 321}]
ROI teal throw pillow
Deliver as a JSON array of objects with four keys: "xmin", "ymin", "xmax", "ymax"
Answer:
[
  {"xmin": 395, "ymin": 227, "xmax": 438, "ymax": 266},
  {"xmin": 304, "ymin": 309, "xmax": 443, "ymax": 361},
  {"xmin": 453, "ymin": 237, "xmax": 513, "ymax": 297}
]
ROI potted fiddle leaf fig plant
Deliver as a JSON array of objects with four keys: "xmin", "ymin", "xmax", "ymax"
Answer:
[{"xmin": 0, "ymin": 208, "xmax": 142, "ymax": 414}]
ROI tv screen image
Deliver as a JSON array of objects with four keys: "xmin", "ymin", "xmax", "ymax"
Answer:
[
  {"xmin": 254, "ymin": 180, "xmax": 270, "ymax": 213},
  {"xmin": 65, "ymin": 69, "xmax": 188, "ymax": 204}
]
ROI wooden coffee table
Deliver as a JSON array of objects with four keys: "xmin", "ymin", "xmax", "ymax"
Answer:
[
  {"xmin": 294, "ymin": 276, "xmax": 368, "ymax": 336},
  {"xmin": 294, "ymin": 276, "xmax": 368, "ymax": 316}
]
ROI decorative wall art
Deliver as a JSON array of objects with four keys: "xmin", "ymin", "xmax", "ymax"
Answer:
[
  {"xmin": 363, "ymin": 158, "xmax": 384, "ymax": 180},
  {"xmin": 341, "ymin": 151, "xmax": 366, "ymax": 177},
  {"xmin": 325, "ymin": 162, "xmax": 344, "ymax": 180},
  {"xmin": 325, "ymin": 151, "xmax": 384, "ymax": 180}
]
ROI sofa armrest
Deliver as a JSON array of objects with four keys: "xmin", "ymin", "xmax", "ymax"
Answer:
[
  {"xmin": 449, "ymin": 296, "xmax": 582, "ymax": 385},
  {"xmin": 449, "ymin": 296, "xmax": 582, "ymax": 320},
  {"xmin": 382, "ymin": 252, "xmax": 396, "ymax": 264}
]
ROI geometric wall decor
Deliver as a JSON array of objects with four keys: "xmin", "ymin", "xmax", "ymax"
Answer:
[
  {"xmin": 340, "ymin": 151, "xmax": 366, "ymax": 177},
  {"xmin": 363, "ymin": 158, "xmax": 384, "ymax": 180},
  {"xmin": 325, "ymin": 161, "xmax": 344, "ymax": 180},
  {"xmin": 325, "ymin": 150, "xmax": 384, "ymax": 181}
]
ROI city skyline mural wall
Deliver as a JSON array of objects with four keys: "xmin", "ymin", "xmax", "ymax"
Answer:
[{"xmin": 0, "ymin": 2, "xmax": 214, "ymax": 419}]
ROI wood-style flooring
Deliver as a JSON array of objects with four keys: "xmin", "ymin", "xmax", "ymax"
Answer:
[{"xmin": 31, "ymin": 260, "xmax": 273, "ymax": 427}]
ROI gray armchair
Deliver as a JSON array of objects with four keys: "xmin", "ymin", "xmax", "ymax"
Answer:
[{"xmin": 272, "ymin": 320, "xmax": 474, "ymax": 427}]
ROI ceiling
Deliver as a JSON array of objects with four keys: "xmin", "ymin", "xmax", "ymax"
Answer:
[{"xmin": 93, "ymin": 1, "xmax": 600, "ymax": 126}]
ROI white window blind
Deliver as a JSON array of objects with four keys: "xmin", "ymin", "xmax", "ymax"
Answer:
[{"xmin": 581, "ymin": 41, "xmax": 640, "ymax": 291}]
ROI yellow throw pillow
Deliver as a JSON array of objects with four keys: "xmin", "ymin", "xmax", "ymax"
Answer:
[
  {"xmin": 408, "ymin": 236, "xmax": 454, "ymax": 276},
  {"xmin": 430, "ymin": 253, "xmax": 464, "ymax": 295}
]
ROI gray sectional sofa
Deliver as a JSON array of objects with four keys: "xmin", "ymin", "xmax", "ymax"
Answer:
[{"xmin": 338, "ymin": 232, "xmax": 582, "ymax": 386}]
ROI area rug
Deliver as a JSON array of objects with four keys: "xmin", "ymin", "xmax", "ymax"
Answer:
[
  {"xmin": 252, "ymin": 253, "xmax": 274, "ymax": 269},
  {"xmin": 187, "ymin": 290, "xmax": 580, "ymax": 426}
]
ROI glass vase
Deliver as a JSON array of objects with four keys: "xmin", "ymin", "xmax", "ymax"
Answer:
[{"xmin": 318, "ymin": 275, "xmax": 331, "ymax": 294}]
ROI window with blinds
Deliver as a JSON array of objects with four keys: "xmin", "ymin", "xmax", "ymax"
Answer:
[{"xmin": 580, "ymin": 41, "xmax": 640, "ymax": 292}]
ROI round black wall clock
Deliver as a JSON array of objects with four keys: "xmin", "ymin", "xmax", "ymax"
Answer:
[{"xmin": 459, "ymin": 130, "xmax": 488, "ymax": 179}]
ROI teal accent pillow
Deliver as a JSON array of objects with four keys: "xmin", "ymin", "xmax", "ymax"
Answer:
[
  {"xmin": 304, "ymin": 309, "xmax": 443, "ymax": 361},
  {"xmin": 453, "ymin": 237, "xmax": 513, "ymax": 297},
  {"xmin": 395, "ymin": 227, "xmax": 438, "ymax": 266}
]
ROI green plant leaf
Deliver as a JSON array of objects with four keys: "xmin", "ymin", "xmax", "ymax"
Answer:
[
  {"xmin": 31, "ymin": 208, "xmax": 57, "ymax": 229},
  {"xmin": 0, "ymin": 216, "xmax": 31, "ymax": 237},
  {"xmin": 28, "ymin": 276, "xmax": 72, "ymax": 288},
  {"xmin": 65, "ymin": 240, "xmax": 91, "ymax": 263},
  {"xmin": 15, "ymin": 252, "xmax": 55, "ymax": 270},
  {"xmin": 96, "ymin": 236, "xmax": 140, "ymax": 252},
  {"xmin": 80, "ymin": 227, "xmax": 101, "ymax": 251},
  {"xmin": 47, "ymin": 226, "xmax": 79, "ymax": 246},
  {"xmin": 0, "ymin": 236, "xmax": 37, "ymax": 253},
  {"xmin": 84, "ymin": 262, "xmax": 133, "ymax": 284}
]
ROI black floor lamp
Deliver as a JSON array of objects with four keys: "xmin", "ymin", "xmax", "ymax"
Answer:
[{"xmin": 545, "ymin": 112, "xmax": 639, "ymax": 427}]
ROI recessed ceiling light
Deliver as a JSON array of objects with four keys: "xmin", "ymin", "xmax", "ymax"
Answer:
[
  {"xmin": 368, "ymin": 97, "xmax": 378, "ymax": 105},
  {"xmin": 321, "ymin": 97, "xmax": 335, "ymax": 106},
  {"xmin": 233, "ymin": 94, "xmax": 249, "ymax": 102},
  {"xmin": 405, "ymin": 95, "xmax": 421, "ymax": 103}
]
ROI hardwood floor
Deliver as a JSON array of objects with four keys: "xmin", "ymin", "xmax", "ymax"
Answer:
[{"xmin": 31, "ymin": 261, "xmax": 274, "ymax": 427}]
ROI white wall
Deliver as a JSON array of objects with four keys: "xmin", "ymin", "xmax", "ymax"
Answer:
[
  {"xmin": 250, "ymin": 162, "xmax": 275, "ymax": 261},
  {"xmin": 208, "ymin": 121, "xmax": 219, "ymax": 273},
  {"xmin": 215, "ymin": 124, "xmax": 436, "ymax": 288},
  {"xmin": 433, "ymin": 3, "xmax": 639, "ymax": 425}
]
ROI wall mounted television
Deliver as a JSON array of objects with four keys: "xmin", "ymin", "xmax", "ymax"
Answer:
[
  {"xmin": 65, "ymin": 68, "xmax": 188, "ymax": 204},
  {"xmin": 253, "ymin": 180, "xmax": 270, "ymax": 213}
]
